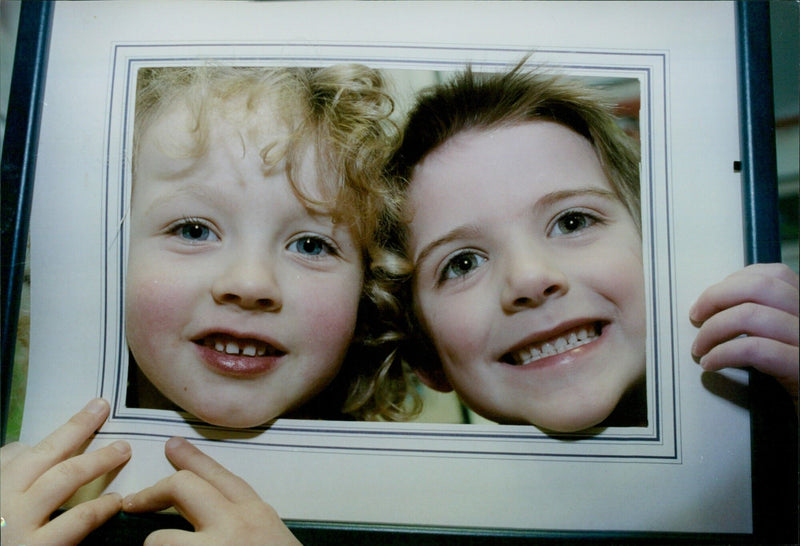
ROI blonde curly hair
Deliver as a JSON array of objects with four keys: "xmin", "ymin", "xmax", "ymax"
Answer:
[{"xmin": 133, "ymin": 65, "xmax": 420, "ymax": 421}]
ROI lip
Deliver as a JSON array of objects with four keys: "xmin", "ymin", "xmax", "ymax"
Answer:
[
  {"xmin": 192, "ymin": 329, "xmax": 287, "ymax": 377},
  {"xmin": 499, "ymin": 319, "xmax": 607, "ymax": 369}
]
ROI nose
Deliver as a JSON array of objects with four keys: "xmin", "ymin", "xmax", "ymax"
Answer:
[
  {"xmin": 500, "ymin": 247, "xmax": 569, "ymax": 312},
  {"xmin": 211, "ymin": 252, "xmax": 282, "ymax": 311}
]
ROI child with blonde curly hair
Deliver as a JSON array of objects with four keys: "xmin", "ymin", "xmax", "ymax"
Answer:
[
  {"xmin": 2, "ymin": 63, "xmax": 417, "ymax": 544},
  {"xmin": 125, "ymin": 65, "xmax": 416, "ymax": 427}
]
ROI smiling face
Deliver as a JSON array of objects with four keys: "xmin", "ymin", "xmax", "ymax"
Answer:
[
  {"xmin": 125, "ymin": 94, "xmax": 363, "ymax": 428},
  {"xmin": 407, "ymin": 121, "xmax": 646, "ymax": 432}
]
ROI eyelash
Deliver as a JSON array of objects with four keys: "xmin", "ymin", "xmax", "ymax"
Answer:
[
  {"xmin": 163, "ymin": 220, "xmax": 342, "ymax": 259},
  {"xmin": 433, "ymin": 209, "xmax": 602, "ymax": 285},
  {"xmin": 287, "ymin": 234, "xmax": 340, "ymax": 258},
  {"xmin": 437, "ymin": 250, "xmax": 487, "ymax": 286},
  {"xmin": 548, "ymin": 209, "xmax": 602, "ymax": 236},
  {"xmin": 166, "ymin": 217, "xmax": 218, "ymax": 243}
]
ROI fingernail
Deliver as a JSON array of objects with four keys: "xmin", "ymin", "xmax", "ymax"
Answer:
[
  {"xmin": 111, "ymin": 440, "xmax": 131, "ymax": 454},
  {"xmin": 699, "ymin": 355, "xmax": 709, "ymax": 369},
  {"xmin": 85, "ymin": 398, "xmax": 107, "ymax": 415},
  {"xmin": 165, "ymin": 436, "xmax": 186, "ymax": 450},
  {"xmin": 688, "ymin": 303, "xmax": 699, "ymax": 323}
]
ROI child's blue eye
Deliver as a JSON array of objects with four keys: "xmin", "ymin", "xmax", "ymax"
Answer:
[
  {"xmin": 180, "ymin": 223, "xmax": 211, "ymax": 241},
  {"xmin": 439, "ymin": 252, "xmax": 486, "ymax": 283},
  {"xmin": 551, "ymin": 211, "xmax": 597, "ymax": 236},
  {"xmin": 289, "ymin": 235, "xmax": 337, "ymax": 257},
  {"xmin": 168, "ymin": 219, "xmax": 217, "ymax": 243}
]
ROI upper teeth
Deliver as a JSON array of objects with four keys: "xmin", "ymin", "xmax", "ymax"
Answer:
[
  {"xmin": 206, "ymin": 338, "xmax": 270, "ymax": 357},
  {"xmin": 509, "ymin": 325, "xmax": 599, "ymax": 366}
]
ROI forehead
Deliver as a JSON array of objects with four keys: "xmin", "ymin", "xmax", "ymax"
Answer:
[
  {"xmin": 139, "ymin": 91, "xmax": 288, "ymax": 153},
  {"xmin": 137, "ymin": 92, "xmax": 323, "ymax": 186},
  {"xmin": 407, "ymin": 121, "xmax": 610, "ymax": 212},
  {"xmin": 133, "ymin": 90, "xmax": 358, "ymax": 230}
]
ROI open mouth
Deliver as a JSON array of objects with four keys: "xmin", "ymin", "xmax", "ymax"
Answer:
[
  {"xmin": 502, "ymin": 321, "xmax": 605, "ymax": 366},
  {"xmin": 194, "ymin": 334, "xmax": 286, "ymax": 358}
]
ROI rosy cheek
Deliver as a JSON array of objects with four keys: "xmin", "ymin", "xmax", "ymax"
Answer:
[
  {"xmin": 424, "ymin": 303, "xmax": 479, "ymax": 362},
  {"xmin": 302, "ymin": 285, "xmax": 361, "ymax": 355},
  {"xmin": 316, "ymin": 303, "xmax": 358, "ymax": 345},
  {"xmin": 125, "ymin": 277, "xmax": 184, "ymax": 348}
]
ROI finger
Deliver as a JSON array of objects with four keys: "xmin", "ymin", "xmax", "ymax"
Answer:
[
  {"xmin": 0, "ymin": 441, "xmax": 29, "ymax": 468},
  {"xmin": 143, "ymin": 528, "xmax": 197, "ymax": 546},
  {"xmin": 7, "ymin": 399, "xmax": 111, "ymax": 491},
  {"xmin": 123, "ymin": 469, "xmax": 229, "ymax": 527},
  {"xmin": 692, "ymin": 303, "xmax": 799, "ymax": 358},
  {"xmin": 164, "ymin": 437, "xmax": 259, "ymax": 503},
  {"xmin": 690, "ymin": 264, "xmax": 799, "ymax": 324},
  {"xmin": 32, "ymin": 492, "xmax": 123, "ymax": 546},
  {"xmin": 726, "ymin": 262, "xmax": 800, "ymax": 288},
  {"xmin": 699, "ymin": 336, "xmax": 799, "ymax": 394},
  {"xmin": 25, "ymin": 441, "xmax": 131, "ymax": 515}
]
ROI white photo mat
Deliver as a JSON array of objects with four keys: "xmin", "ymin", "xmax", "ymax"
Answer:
[{"xmin": 21, "ymin": 0, "xmax": 750, "ymax": 534}]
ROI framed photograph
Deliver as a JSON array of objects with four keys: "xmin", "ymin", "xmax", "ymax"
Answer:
[{"xmin": 2, "ymin": 1, "xmax": 795, "ymax": 542}]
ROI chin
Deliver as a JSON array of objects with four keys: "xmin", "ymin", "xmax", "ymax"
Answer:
[
  {"xmin": 189, "ymin": 403, "xmax": 278, "ymax": 429},
  {"xmin": 554, "ymin": 397, "xmax": 627, "ymax": 432},
  {"xmin": 489, "ymin": 401, "xmax": 618, "ymax": 433},
  {"xmin": 201, "ymin": 415, "xmax": 271, "ymax": 429},
  {"xmin": 535, "ymin": 413, "xmax": 608, "ymax": 433}
]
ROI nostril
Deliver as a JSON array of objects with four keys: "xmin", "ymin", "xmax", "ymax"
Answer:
[
  {"xmin": 220, "ymin": 293, "xmax": 240, "ymax": 304},
  {"xmin": 543, "ymin": 285, "xmax": 559, "ymax": 296},
  {"xmin": 514, "ymin": 296, "xmax": 533, "ymax": 306}
]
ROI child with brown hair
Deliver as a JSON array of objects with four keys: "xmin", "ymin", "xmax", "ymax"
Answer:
[{"xmin": 386, "ymin": 63, "xmax": 798, "ymax": 432}]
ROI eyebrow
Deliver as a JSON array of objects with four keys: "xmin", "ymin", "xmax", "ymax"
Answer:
[
  {"xmin": 533, "ymin": 188, "xmax": 618, "ymax": 210},
  {"xmin": 415, "ymin": 224, "xmax": 484, "ymax": 266},
  {"xmin": 138, "ymin": 182, "xmax": 231, "ymax": 217},
  {"xmin": 412, "ymin": 188, "xmax": 619, "ymax": 266},
  {"xmin": 139, "ymin": 180, "xmax": 339, "ymax": 233}
]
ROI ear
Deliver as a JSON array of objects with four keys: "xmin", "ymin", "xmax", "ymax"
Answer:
[{"xmin": 414, "ymin": 366, "xmax": 454, "ymax": 393}]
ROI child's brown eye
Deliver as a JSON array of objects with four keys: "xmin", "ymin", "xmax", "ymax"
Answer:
[
  {"xmin": 439, "ymin": 252, "xmax": 486, "ymax": 283},
  {"xmin": 455, "ymin": 257, "xmax": 473, "ymax": 271},
  {"xmin": 552, "ymin": 211, "xmax": 596, "ymax": 236}
]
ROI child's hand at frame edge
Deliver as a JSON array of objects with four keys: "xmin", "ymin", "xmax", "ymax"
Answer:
[
  {"xmin": 0, "ymin": 398, "xmax": 132, "ymax": 545},
  {"xmin": 123, "ymin": 436, "xmax": 302, "ymax": 546},
  {"xmin": 690, "ymin": 263, "xmax": 799, "ymax": 412}
]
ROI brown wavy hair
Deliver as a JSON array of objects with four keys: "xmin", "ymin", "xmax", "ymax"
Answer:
[{"xmin": 385, "ymin": 61, "xmax": 641, "ymax": 383}]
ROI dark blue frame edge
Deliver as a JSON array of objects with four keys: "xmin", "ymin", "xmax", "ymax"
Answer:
[
  {"xmin": 1, "ymin": 0, "xmax": 53, "ymax": 445},
  {"xmin": 3, "ymin": 1, "xmax": 795, "ymax": 543},
  {"xmin": 736, "ymin": 2, "xmax": 799, "ymax": 544}
]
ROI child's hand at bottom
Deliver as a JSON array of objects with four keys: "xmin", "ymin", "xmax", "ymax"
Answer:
[
  {"xmin": 0, "ymin": 398, "xmax": 132, "ymax": 545},
  {"xmin": 690, "ymin": 263, "xmax": 799, "ymax": 407},
  {"xmin": 123, "ymin": 437, "xmax": 301, "ymax": 545}
]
